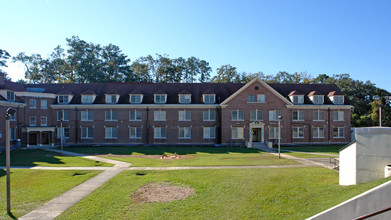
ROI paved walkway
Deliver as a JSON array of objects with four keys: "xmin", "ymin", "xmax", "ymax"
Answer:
[{"xmin": 16, "ymin": 147, "xmax": 335, "ymax": 220}]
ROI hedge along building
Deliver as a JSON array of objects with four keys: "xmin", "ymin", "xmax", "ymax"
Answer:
[{"xmin": 0, "ymin": 77, "xmax": 352, "ymax": 148}]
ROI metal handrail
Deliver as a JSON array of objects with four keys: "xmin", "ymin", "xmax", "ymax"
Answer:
[{"xmin": 354, "ymin": 206, "xmax": 391, "ymax": 219}]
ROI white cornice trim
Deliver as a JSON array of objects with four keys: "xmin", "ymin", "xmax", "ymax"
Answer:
[
  {"xmin": 50, "ymin": 104, "xmax": 220, "ymax": 109},
  {"xmin": 0, "ymin": 101, "xmax": 26, "ymax": 107},
  {"xmin": 286, "ymin": 105, "xmax": 353, "ymax": 110},
  {"xmin": 221, "ymin": 78, "xmax": 293, "ymax": 105},
  {"xmin": 15, "ymin": 91, "xmax": 57, "ymax": 98}
]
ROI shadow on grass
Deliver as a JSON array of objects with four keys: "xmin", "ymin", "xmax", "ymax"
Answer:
[
  {"xmin": 281, "ymin": 145, "xmax": 344, "ymax": 153},
  {"xmin": 65, "ymin": 146, "xmax": 265, "ymax": 156},
  {"xmin": 0, "ymin": 149, "xmax": 65, "ymax": 167}
]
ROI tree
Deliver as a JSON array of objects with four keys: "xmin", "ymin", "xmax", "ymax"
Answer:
[
  {"xmin": 0, "ymin": 49, "xmax": 11, "ymax": 79},
  {"xmin": 211, "ymin": 64, "xmax": 241, "ymax": 83}
]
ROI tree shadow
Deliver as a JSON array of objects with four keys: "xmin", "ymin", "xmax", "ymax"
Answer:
[{"xmin": 0, "ymin": 149, "xmax": 65, "ymax": 168}]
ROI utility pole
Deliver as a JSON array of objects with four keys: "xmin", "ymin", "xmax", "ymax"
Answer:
[{"xmin": 6, "ymin": 108, "xmax": 16, "ymax": 214}]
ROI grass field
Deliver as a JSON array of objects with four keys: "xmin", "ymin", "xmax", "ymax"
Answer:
[
  {"xmin": 0, "ymin": 149, "xmax": 112, "ymax": 167},
  {"xmin": 283, "ymin": 152, "xmax": 335, "ymax": 158},
  {"xmin": 281, "ymin": 145, "xmax": 343, "ymax": 155},
  {"xmin": 64, "ymin": 146, "xmax": 299, "ymax": 167},
  {"xmin": 57, "ymin": 168, "xmax": 391, "ymax": 220},
  {"xmin": 0, "ymin": 169, "xmax": 101, "ymax": 219}
]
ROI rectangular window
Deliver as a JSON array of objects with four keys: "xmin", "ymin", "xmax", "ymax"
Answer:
[
  {"xmin": 129, "ymin": 127, "xmax": 142, "ymax": 139},
  {"xmin": 130, "ymin": 95, "xmax": 142, "ymax": 104},
  {"xmin": 57, "ymin": 127, "xmax": 70, "ymax": 139},
  {"xmin": 232, "ymin": 110, "xmax": 244, "ymax": 121},
  {"xmin": 30, "ymin": 99, "xmax": 37, "ymax": 108},
  {"xmin": 57, "ymin": 110, "xmax": 69, "ymax": 121},
  {"xmin": 154, "ymin": 110, "xmax": 166, "ymax": 121},
  {"xmin": 81, "ymin": 127, "xmax": 93, "ymax": 139},
  {"xmin": 333, "ymin": 127, "xmax": 344, "ymax": 138},
  {"xmin": 293, "ymin": 110, "xmax": 304, "ymax": 121},
  {"xmin": 292, "ymin": 127, "xmax": 305, "ymax": 138},
  {"xmin": 10, "ymin": 128, "xmax": 16, "ymax": 140},
  {"xmin": 203, "ymin": 127, "xmax": 216, "ymax": 139},
  {"xmin": 41, "ymin": 100, "xmax": 47, "ymax": 109},
  {"xmin": 154, "ymin": 127, "xmax": 167, "ymax": 139},
  {"xmin": 81, "ymin": 110, "xmax": 93, "ymax": 121},
  {"xmin": 179, "ymin": 95, "xmax": 191, "ymax": 104},
  {"xmin": 58, "ymin": 95, "xmax": 69, "ymax": 104},
  {"xmin": 29, "ymin": 116, "xmax": 36, "ymax": 126},
  {"xmin": 203, "ymin": 95, "xmax": 215, "ymax": 104},
  {"xmin": 292, "ymin": 95, "xmax": 304, "ymax": 104},
  {"xmin": 129, "ymin": 110, "xmax": 142, "ymax": 121},
  {"xmin": 105, "ymin": 110, "xmax": 118, "ymax": 121},
  {"xmin": 81, "ymin": 95, "xmax": 93, "ymax": 104},
  {"xmin": 178, "ymin": 127, "xmax": 191, "ymax": 139},
  {"xmin": 269, "ymin": 127, "xmax": 279, "ymax": 139},
  {"xmin": 250, "ymin": 110, "xmax": 263, "ymax": 121},
  {"xmin": 269, "ymin": 110, "xmax": 281, "ymax": 121},
  {"xmin": 248, "ymin": 94, "xmax": 265, "ymax": 103},
  {"xmin": 203, "ymin": 110, "xmax": 216, "ymax": 121},
  {"xmin": 313, "ymin": 110, "xmax": 325, "ymax": 121},
  {"xmin": 106, "ymin": 95, "xmax": 117, "ymax": 104},
  {"xmin": 232, "ymin": 127, "xmax": 244, "ymax": 139},
  {"xmin": 333, "ymin": 96, "xmax": 344, "ymax": 104},
  {"xmin": 40, "ymin": 116, "xmax": 47, "ymax": 126},
  {"xmin": 313, "ymin": 96, "xmax": 324, "ymax": 104},
  {"xmin": 7, "ymin": 91, "xmax": 15, "ymax": 101},
  {"xmin": 333, "ymin": 111, "xmax": 345, "ymax": 121},
  {"xmin": 154, "ymin": 95, "xmax": 166, "ymax": 104},
  {"xmin": 313, "ymin": 127, "xmax": 325, "ymax": 138},
  {"xmin": 105, "ymin": 127, "xmax": 118, "ymax": 139},
  {"xmin": 178, "ymin": 110, "xmax": 191, "ymax": 121}
]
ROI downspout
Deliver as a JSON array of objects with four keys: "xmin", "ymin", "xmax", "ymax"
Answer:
[
  {"xmin": 75, "ymin": 107, "xmax": 78, "ymax": 144},
  {"xmin": 146, "ymin": 107, "xmax": 149, "ymax": 145},
  {"xmin": 328, "ymin": 107, "xmax": 331, "ymax": 142}
]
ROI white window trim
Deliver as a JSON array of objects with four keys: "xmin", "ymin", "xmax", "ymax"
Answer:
[
  {"xmin": 130, "ymin": 94, "xmax": 144, "ymax": 104},
  {"xmin": 105, "ymin": 127, "xmax": 118, "ymax": 139},
  {"xmin": 333, "ymin": 127, "xmax": 345, "ymax": 138},
  {"xmin": 129, "ymin": 127, "xmax": 142, "ymax": 139},
  {"xmin": 105, "ymin": 110, "xmax": 118, "ymax": 121},
  {"xmin": 178, "ymin": 127, "xmax": 191, "ymax": 139},
  {"xmin": 292, "ymin": 110, "xmax": 304, "ymax": 121},
  {"xmin": 81, "ymin": 95, "xmax": 95, "ymax": 104},
  {"xmin": 313, "ymin": 110, "xmax": 325, "ymax": 121},
  {"xmin": 129, "ymin": 110, "xmax": 142, "ymax": 121},
  {"xmin": 292, "ymin": 127, "xmax": 305, "ymax": 139},
  {"xmin": 40, "ymin": 116, "xmax": 47, "ymax": 126},
  {"xmin": 154, "ymin": 127, "xmax": 167, "ymax": 139},
  {"xmin": 29, "ymin": 116, "xmax": 37, "ymax": 126},
  {"xmin": 81, "ymin": 110, "xmax": 93, "ymax": 121},
  {"xmin": 105, "ymin": 94, "xmax": 119, "ymax": 104},
  {"xmin": 232, "ymin": 110, "xmax": 244, "ymax": 121},
  {"xmin": 30, "ymin": 99, "xmax": 37, "ymax": 109},
  {"xmin": 203, "ymin": 127, "xmax": 216, "ymax": 139},
  {"xmin": 154, "ymin": 110, "xmax": 166, "ymax": 121},
  {"xmin": 41, "ymin": 100, "xmax": 47, "ymax": 109},
  {"xmin": 333, "ymin": 111, "xmax": 345, "ymax": 121},
  {"xmin": 250, "ymin": 109, "xmax": 263, "ymax": 121},
  {"xmin": 178, "ymin": 110, "xmax": 191, "ymax": 121},
  {"xmin": 203, "ymin": 109, "xmax": 216, "ymax": 121},
  {"xmin": 57, "ymin": 110, "xmax": 69, "ymax": 121},
  {"xmin": 290, "ymin": 95, "xmax": 304, "ymax": 104},
  {"xmin": 179, "ymin": 94, "xmax": 192, "ymax": 104},
  {"xmin": 311, "ymin": 95, "xmax": 324, "ymax": 105},
  {"xmin": 313, "ymin": 127, "xmax": 325, "ymax": 138},
  {"xmin": 154, "ymin": 94, "xmax": 167, "ymax": 104},
  {"xmin": 81, "ymin": 127, "xmax": 94, "ymax": 139},
  {"xmin": 231, "ymin": 127, "xmax": 244, "ymax": 139},
  {"xmin": 58, "ymin": 95, "xmax": 71, "ymax": 104},
  {"xmin": 269, "ymin": 110, "xmax": 281, "ymax": 121},
  {"xmin": 203, "ymin": 94, "xmax": 216, "ymax": 104}
]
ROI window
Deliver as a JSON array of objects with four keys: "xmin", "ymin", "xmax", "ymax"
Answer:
[
  {"xmin": 178, "ymin": 110, "xmax": 191, "ymax": 121},
  {"xmin": 130, "ymin": 95, "xmax": 142, "ymax": 104},
  {"xmin": 105, "ymin": 127, "xmax": 118, "ymax": 139},
  {"xmin": 81, "ymin": 127, "xmax": 93, "ymax": 139},
  {"xmin": 292, "ymin": 127, "xmax": 304, "ymax": 138},
  {"xmin": 203, "ymin": 95, "xmax": 215, "ymax": 104},
  {"xmin": 333, "ymin": 127, "xmax": 345, "ymax": 138},
  {"xmin": 10, "ymin": 128, "xmax": 16, "ymax": 140},
  {"xmin": 178, "ymin": 127, "xmax": 191, "ymax": 139},
  {"xmin": 203, "ymin": 127, "xmax": 216, "ymax": 139},
  {"xmin": 58, "ymin": 95, "xmax": 69, "ymax": 104},
  {"xmin": 129, "ymin": 127, "xmax": 142, "ymax": 139},
  {"xmin": 29, "ymin": 116, "xmax": 36, "ymax": 126},
  {"xmin": 313, "ymin": 127, "xmax": 325, "ymax": 138},
  {"xmin": 154, "ymin": 110, "xmax": 166, "ymax": 121},
  {"xmin": 333, "ymin": 111, "xmax": 344, "ymax": 121},
  {"xmin": 232, "ymin": 127, "xmax": 244, "ymax": 139},
  {"xmin": 129, "ymin": 110, "xmax": 142, "ymax": 121},
  {"xmin": 81, "ymin": 110, "xmax": 93, "ymax": 121},
  {"xmin": 57, "ymin": 127, "xmax": 70, "ymax": 139},
  {"xmin": 106, "ymin": 95, "xmax": 117, "ymax": 104},
  {"xmin": 292, "ymin": 110, "xmax": 304, "ymax": 121},
  {"xmin": 57, "ymin": 110, "xmax": 69, "ymax": 121},
  {"xmin": 81, "ymin": 95, "xmax": 94, "ymax": 104},
  {"xmin": 269, "ymin": 110, "xmax": 281, "ymax": 121},
  {"xmin": 250, "ymin": 110, "xmax": 263, "ymax": 121},
  {"xmin": 333, "ymin": 96, "xmax": 344, "ymax": 104},
  {"xmin": 30, "ymin": 99, "xmax": 37, "ymax": 108},
  {"xmin": 7, "ymin": 91, "xmax": 15, "ymax": 101},
  {"xmin": 154, "ymin": 127, "xmax": 167, "ymax": 139},
  {"xmin": 40, "ymin": 116, "xmax": 47, "ymax": 126},
  {"xmin": 105, "ymin": 110, "xmax": 117, "ymax": 121},
  {"xmin": 248, "ymin": 94, "xmax": 265, "ymax": 103},
  {"xmin": 154, "ymin": 94, "xmax": 167, "ymax": 104},
  {"xmin": 269, "ymin": 127, "xmax": 279, "ymax": 139},
  {"xmin": 292, "ymin": 95, "xmax": 304, "ymax": 104},
  {"xmin": 232, "ymin": 110, "xmax": 244, "ymax": 121},
  {"xmin": 203, "ymin": 110, "xmax": 216, "ymax": 121},
  {"xmin": 313, "ymin": 110, "xmax": 325, "ymax": 121},
  {"xmin": 179, "ymin": 95, "xmax": 191, "ymax": 104},
  {"xmin": 313, "ymin": 96, "xmax": 324, "ymax": 104},
  {"xmin": 41, "ymin": 100, "xmax": 47, "ymax": 109}
]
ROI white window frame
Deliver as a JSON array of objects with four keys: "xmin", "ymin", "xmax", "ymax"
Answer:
[
  {"xmin": 81, "ymin": 95, "xmax": 94, "ymax": 104},
  {"xmin": 231, "ymin": 127, "xmax": 244, "ymax": 139},
  {"xmin": 154, "ymin": 110, "xmax": 166, "ymax": 121},
  {"xmin": 292, "ymin": 127, "xmax": 305, "ymax": 139},
  {"xmin": 203, "ymin": 94, "xmax": 215, "ymax": 104},
  {"xmin": 232, "ymin": 110, "xmax": 244, "ymax": 121},
  {"xmin": 250, "ymin": 110, "xmax": 263, "ymax": 121},
  {"xmin": 154, "ymin": 94, "xmax": 167, "ymax": 104},
  {"xmin": 313, "ymin": 127, "xmax": 325, "ymax": 138},
  {"xmin": 129, "ymin": 127, "xmax": 142, "ymax": 139},
  {"xmin": 7, "ymin": 91, "xmax": 15, "ymax": 101},
  {"xmin": 269, "ymin": 110, "xmax": 281, "ymax": 121},
  {"xmin": 333, "ymin": 96, "xmax": 344, "ymax": 105},
  {"xmin": 312, "ymin": 95, "xmax": 324, "ymax": 104},
  {"xmin": 292, "ymin": 110, "xmax": 304, "ymax": 121},
  {"xmin": 29, "ymin": 116, "xmax": 36, "ymax": 126},
  {"xmin": 105, "ymin": 95, "xmax": 118, "ymax": 104},
  {"xmin": 40, "ymin": 116, "xmax": 47, "ymax": 126},
  {"xmin": 130, "ymin": 94, "xmax": 143, "ymax": 104},
  {"xmin": 105, "ymin": 110, "xmax": 117, "ymax": 121},
  {"xmin": 179, "ymin": 95, "xmax": 191, "ymax": 104},
  {"xmin": 178, "ymin": 127, "xmax": 191, "ymax": 139},
  {"xmin": 313, "ymin": 110, "xmax": 325, "ymax": 121},
  {"xmin": 178, "ymin": 110, "xmax": 191, "ymax": 121},
  {"xmin": 81, "ymin": 110, "xmax": 93, "ymax": 121},
  {"xmin": 203, "ymin": 127, "xmax": 216, "ymax": 139},
  {"xmin": 154, "ymin": 127, "xmax": 167, "ymax": 139},
  {"xmin": 57, "ymin": 110, "xmax": 69, "ymax": 121},
  {"xmin": 58, "ymin": 95, "xmax": 69, "ymax": 104},
  {"xmin": 30, "ymin": 99, "xmax": 37, "ymax": 109},
  {"xmin": 57, "ymin": 127, "xmax": 70, "ymax": 139},
  {"xmin": 248, "ymin": 94, "xmax": 266, "ymax": 103},
  {"xmin": 333, "ymin": 111, "xmax": 345, "ymax": 121},
  {"xmin": 129, "ymin": 110, "xmax": 142, "ymax": 121},
  {"xmin": 105, "ymin": 127, "xmax": 118, "ymax": 139},
  {"xmin": 41, "ymin": 100, "xmax": 47, "ymax": 109},
  {"xmin": 203, "ymin": 110, "xmax": 216, "ymax": 121},
  {"xmin": 333, "ymin": 127, "xmax": 345, "ymax": 138},
  {"xmin": 269, "ymin": 127, "xmax": 279, "ymax": 139},
  {"xmin": 81, "ymin": 127, "xmax": 93, "ymax": 139}
]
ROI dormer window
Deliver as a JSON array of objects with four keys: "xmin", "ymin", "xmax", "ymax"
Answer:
[
  {"xmin": 81, "ymin": 95, "xmax": 94, "ymax": 104},
  {"xmin": 58, "ymin": 95, "xmax": 69, "ymax": 104},
  {"xmin": 106, "ymin": 95, "xmax": 118, "ymax": 104},
  {"xmin": 130, "ymin": 94, "xmax": 143, "ymax": 104},
  {"xmin": 154, "ymin": 94, "xmax": 167, "ymax": 104},
  {"xmin": 291, "ymin": 95, "xmax": 304, "ymax": 104},
  {"xmin": 203, "ymin": 94, "xmax": 215, "ymax": 104},
  {"xmin": 179, "ymin": 95, "xmax": 191, "ymax": 104},
  {"xmin": 312, "ymin": 95, "xmax": 324, "ymax": 104},
  {"xmin": 6, "ymin": 91, "xmax": 15, "ymax": 101},
  {"xmin": 332, "ymin": 96, "xmax": 344, "ymax": 104}
]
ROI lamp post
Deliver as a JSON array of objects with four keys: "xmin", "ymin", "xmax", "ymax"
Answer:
[
  {"xmin": 6, "ymin": 107, "xmax": 16, "ymax": 215},
  {"xmin": 373, "ymin": 96, "xmax": 382, "ymax": 127},
  {"xmin": 278, "ymin": 115, "xmax": 282, "ymax": 159}
]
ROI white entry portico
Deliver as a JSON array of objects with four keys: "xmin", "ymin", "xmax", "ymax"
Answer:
[{"xmin": 247, "ymin": 121, "xmax": 265, "ymax": 148}]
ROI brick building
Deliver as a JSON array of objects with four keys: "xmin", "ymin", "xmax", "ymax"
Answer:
[{"xmin": 0, "ymin": 77, "xmax": 352, "ymax": 148}]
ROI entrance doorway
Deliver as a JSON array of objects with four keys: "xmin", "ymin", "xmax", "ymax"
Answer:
[
  {"xmin": 41, "ymin": 132, "xmax": 51, "ymax": 145},
  {"xmin": 252, "ymin": 128, "xmax": 262, "ymax": 142},
  {"xmin": 29, "ymin": 132, "xmax": 38, "ymax": 145}
]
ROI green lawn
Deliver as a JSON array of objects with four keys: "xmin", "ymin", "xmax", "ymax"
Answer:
[
  {"xmin": 283, "ymin": 152, "xmax": 335, "ymax": 158},
  {"xmin": 0, "ymin": 149, "xmax": 112, "ymax": 167},
  {"xmin": 281, "ymin": 145, "xmax": 343, "ymax": 155},
  {"xmin": 0, "ymin": 169, "xmax": 100, "ymax": 219},
  {"xmin": 57, "ymin": 168, "xmax": 391, "ymax": 220},
  {"xmin": 64, "ymin": 146, "xmax": 299, "ymax": 166}
]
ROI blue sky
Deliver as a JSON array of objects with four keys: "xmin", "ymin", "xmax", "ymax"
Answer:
[{"xmin": 1, "ymin": 0, "xmax": 391, "ymax": 91}]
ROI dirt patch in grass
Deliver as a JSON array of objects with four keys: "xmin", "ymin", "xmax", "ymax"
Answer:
[
  {"xmin": 99, "ymin": 154, "xmax": 196, "ymax": 160},
  {"xmin": 131, "ymin": 182, "xmax": 195, "ymax": 203}
]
